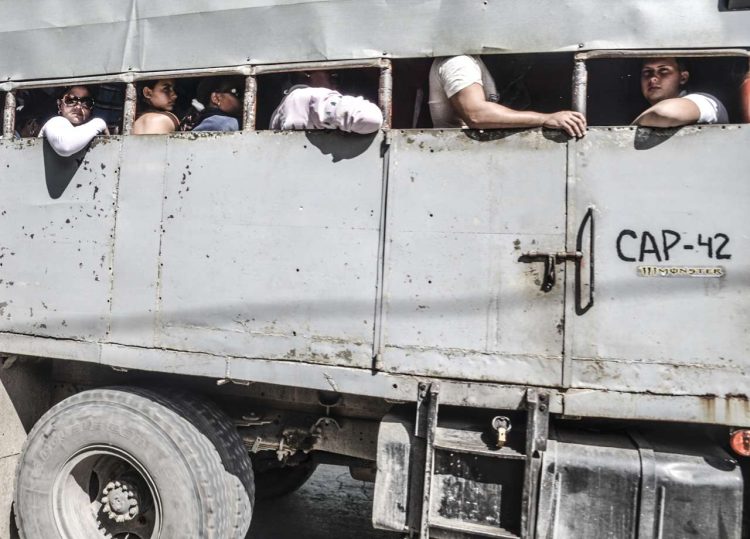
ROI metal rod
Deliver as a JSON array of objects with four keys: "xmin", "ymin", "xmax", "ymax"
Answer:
[
  {"xmin": 378, "ymin": 58, "xmax": 393, "ymax": 129},
  {"xmin": 122, "ymin": 82, "xmax": 137, "ymax": 135},
  {"xmin": 3, "ymin": 91, "xmax": 16, "ymax": 139},
  {"xmin": 521, "ymin": 389, "xmax": 550, "ymax": 539},
  {"xmin": 243, "ymin": 74, "xmax": 257, "ymax": 131},
  {"xmin": 419, "ymin": 383, "xmax": 439, "ymax": 538},
  {"xmin": 253, "ymin": 58, "xmax": 383, "ymax": 75},
  {"xmin": 572, "ymin": 59, "xmax": 587, "ymax": 117},
  {"xmin": 576, "ymin": 48, "xmax": 750, "ymax": 61}
]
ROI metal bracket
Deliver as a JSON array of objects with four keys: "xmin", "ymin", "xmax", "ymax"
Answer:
[{"xmin": 521, "ymin": 388, "xmax": 550, "ymax": 539}]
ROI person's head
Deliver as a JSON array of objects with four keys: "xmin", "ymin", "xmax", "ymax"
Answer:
[
  {"xmin": 140, "ymin": 79, "xmax": 177, "ymax": 111},
  {"xmin": 640, "ymin": 57, "xmax": 690, "ymax": 105},
  {"xmin": 297, "ymin": 70, "xmax": 339, "ymax": 90},
  {"xmin": 199, "ymin": 77, "xmax": 243, "ymax": 116},
  {"xmin": 57, "ymin": 85, "xmax": 94, "ymax": 126}
]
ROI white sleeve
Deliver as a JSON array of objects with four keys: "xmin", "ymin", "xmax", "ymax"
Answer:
[
  {"xmin": 40, "ymin": 116, "xmax": 107, "ymax": 157},
  {"xmin": 273, "ymin": 87, "xmax": 383, "ymax": 134},
  {"xmin": 683, "ymin": 93, "xmax": 722, "ymax": 124},
  {"xmin": 437, "ymin": 56, "xmax": 484, "ymax": 99},
  {"xmin": 316, "ymin": 93, "xmax": 383, "ymax": 134}
]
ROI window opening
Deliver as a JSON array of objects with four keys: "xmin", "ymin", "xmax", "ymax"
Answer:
[
  {"xmin": 482, "ymin": 53, "xmax": 574, "ymax": 118},
  {"xmin": 133, "ymin": 76, "xmax": 246, "ymax": 134},
  {"xmin": 577, "ymin": 50, "xmax": 750, "ymax": 126},
  {"xmin": 14, "ymin": 84, "xmax": 126, "ymax": 138},
  {"xmin": 393, "ymin": 53, "xmax": 575, "ymax": 129},
  {"xmin": 391, "ymin": 58, "xmax": 432, "ymax": 129},
  {"xmin": 255, "ymin": 67, "xmax": 381, "ymax": 131}
]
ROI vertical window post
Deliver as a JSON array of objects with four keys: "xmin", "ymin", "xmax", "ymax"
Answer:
[
  {"xmin": 243, "ymin": 73, "xmax": 257, "ymax": 131},
  {"xmin": 572, "ymin": 57, "xmax": 588, "ymax": 117},
  {"xmin": 741, "ymin": 56, "xmax": 750, "ymax": 124},
  {"xmin": 378, "ymin": 58, "xmax": 393, "ymax": 129},
  {"xmin": 3, "ymin": 91, "xmax": 16, "ymax": 139},
  {"xmin": 122, "ymin": 82, "xmax": 137, "ymax": 135}
]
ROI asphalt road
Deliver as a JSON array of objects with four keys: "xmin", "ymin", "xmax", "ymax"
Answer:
[{"xmin": 248, "ymin": 464, "xmax": 402, "ymax": 539}]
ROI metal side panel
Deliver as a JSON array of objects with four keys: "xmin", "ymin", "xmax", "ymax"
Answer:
[
  {"xmin": 0, "ymin": 136, "xmax": 120, "ymax": 341},
  {"xmin": 381, "ymin": 130, "xmax": 567, "ymax": 385},
  {"xmin": 565, "ymin": 126, "xmax": 750, "ymax": 398},
  {"xmin": 109, "ymin": 135, "xmax": 168, "ymax": 347},
  {"xmin": 153, "ymin": 131, "xmax": 384, "ymax": 368}
]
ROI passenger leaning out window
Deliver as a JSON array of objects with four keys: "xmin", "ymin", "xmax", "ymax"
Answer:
[
  {"xmin": 633, "ymin": 57, "xmax": 728, "ymax": 127},
  {"xmin": 270, "ymin": 71, "xmax": 383, "ymax": 134},
  {"xmin": 39, "ymin": 86, "xmax": 109, "ymax": 157},
  {"xmin": 429, "ymin": 55, "xmax": 586, "ymax": 137},
  {"xmin": 133, "ymin": 79, "xmax": 180, "ymax": 135}
]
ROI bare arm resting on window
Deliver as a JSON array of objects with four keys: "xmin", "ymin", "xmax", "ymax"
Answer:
[
  {"xmin": 39, "ymin": 116, "xmax": 108, "ymax": 157},
  {"xmin": 449, "ymin": 84, "xmax": 587, "ymax": 137},
  {"xmin": 632, "ymin": 98, "xmax": 701, "ymax": 127},
  {"xmin": 633, "ymin": 93, "xmax": 726, "ymax": 127}
]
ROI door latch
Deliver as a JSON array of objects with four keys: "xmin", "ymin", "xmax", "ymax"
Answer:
[{"xmin": 519, "ymin": 250, "xmax": 582, "ymax": 292}]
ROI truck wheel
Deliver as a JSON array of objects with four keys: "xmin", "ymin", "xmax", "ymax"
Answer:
[{"xmin": 13, "ymin": 387, "xmax": 253, "ymax": 539}]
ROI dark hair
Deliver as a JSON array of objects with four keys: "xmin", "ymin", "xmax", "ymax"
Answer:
[
  {"xmin": 57, "ymin": 85, "xmax": 92, "ymax": 100},
  {"xmin": 136, "ymin": 80, "xmax": 161, "ymax": 108},
  {"xmin": 196, "ymin": 76, "xmax": 243, "ymax": 106}
]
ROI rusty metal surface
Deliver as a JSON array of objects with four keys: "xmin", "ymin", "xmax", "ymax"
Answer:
[
  {"xmin": 564, "ymin": 126, "xmax": 750, "ymax": 397},
  {"xmin": 380, "ymin": 129, "xmax": 567, "ymax": 386},
  {"xmin": 2, "ymin": 92, "xmax": 14, "ymax": 139},
  {"xmin": 2, "ymin": 0, "xmax": 750, "ymax": 81},
  {"xmin": 0, "ymin": 136, "xmax": 119, "ymax": 340},
  {"xmin": 122, "ymin": 82, "xmax": 136, "ymax": 135}
]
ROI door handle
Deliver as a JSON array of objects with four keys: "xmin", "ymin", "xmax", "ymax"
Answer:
[
  {"xmin": 574, "ymin": 207, "xmax": 595, "ymax": 315},
  {"xmin": 518, "ymin": 207, "xmax": 595, "ymax": 314}
]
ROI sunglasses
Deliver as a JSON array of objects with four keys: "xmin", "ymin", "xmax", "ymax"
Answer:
[{"xmin": 62, "ymin": 95, "xmax": 95, "ymax": 109}]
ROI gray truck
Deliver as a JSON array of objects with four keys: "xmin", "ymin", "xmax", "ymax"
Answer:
[{"xmin": 1, "ymin": 1, "xmax": 750, "ymax": 537}]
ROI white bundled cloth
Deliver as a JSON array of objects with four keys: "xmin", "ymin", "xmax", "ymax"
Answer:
[
  {"xmin": 39, "ymin": 116, "xmax": 108, "ymax": 157},
  {"xmin": 270, "ymin": 86, "xmax": 383, "ymax": 134}
]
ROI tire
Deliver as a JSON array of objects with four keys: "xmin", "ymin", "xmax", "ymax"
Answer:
[
  {"xmin": 252, "ymin": 454, "xmax": 318, "ymax": 500},
  {"xmin": 13, "ymin": 386, "xmax": 254, "ymax": 539}
]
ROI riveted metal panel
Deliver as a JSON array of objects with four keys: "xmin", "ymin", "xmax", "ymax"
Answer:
[
  {"xmin": 0, "ymin": 136, "xmax": 119, "ymax": 340},
  {"xmin": 2, "ymin": 0, "xmax": 750, "ymax": 81},
  {"xmin": 151, "ymin": 130, "xmax": 383, "ymax": 368},
  {"xmin": 380, "ymin": 129, "xmax": 567, "ymax": 384},
  {"xmin": 565, "ymin": 126, "xmax": 750, "ymax": 398}
]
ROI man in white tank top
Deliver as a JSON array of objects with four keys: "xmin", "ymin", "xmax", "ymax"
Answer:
[
  {"xmin": 428, "ymin": 55, "xmax": 586, "ymax": 137},
  {"xmin": 634, "ymin": 57, "xmax": 728, "ymax": 127}
]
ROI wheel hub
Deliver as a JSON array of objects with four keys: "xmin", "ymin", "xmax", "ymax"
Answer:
[{"xmin": 101, "ymin": 480, "xmax": 139, "ymax": 522}]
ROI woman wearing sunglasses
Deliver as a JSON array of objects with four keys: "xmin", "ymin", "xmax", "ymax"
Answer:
[
  {"xmin": 38, "ymin": 86, "xmax": 109, "ymax": 157},
  {"xmin": 133, "ymin": 79, "xmax": 180, "ymax": 134}
]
